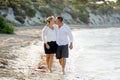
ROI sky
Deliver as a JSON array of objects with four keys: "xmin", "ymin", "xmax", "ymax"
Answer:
[
  {"xmin": 107, "ymin": 0, "xmax": 117, "ymax": 2},
  {"xmin": 96, "ymin": 0, "xmax": 117, "ymax": 4}
]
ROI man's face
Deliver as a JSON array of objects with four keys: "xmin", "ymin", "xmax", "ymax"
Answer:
[{"xmin": 55, "ymin": 19, "xmax": 59, "ymax": 24}]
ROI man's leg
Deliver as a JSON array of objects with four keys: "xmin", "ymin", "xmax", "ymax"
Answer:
[{"xmin": 59, "ymin": 58, "xmax": 66, "ymax": 74}]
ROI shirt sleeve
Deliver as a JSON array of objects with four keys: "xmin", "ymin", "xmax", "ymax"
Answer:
[
  {"xmin": 42, "ymin": 26, "xmax": 47, "ymax": 43},
  {"xmin": 66, "ymin": 26, "xmax": 73, "ymax": 43}
]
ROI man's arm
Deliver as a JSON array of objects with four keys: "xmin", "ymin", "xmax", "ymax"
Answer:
[
  {"xmin": 69, "ymin": 42, "xmax": 73, "ymax": 49},
  {"xmin": 66, "ymin": 26, "xmax": 73, "ymax": 49}
]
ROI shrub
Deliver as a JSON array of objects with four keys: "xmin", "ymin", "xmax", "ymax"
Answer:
[
  {"xmin": 50, "ymin": 2, "xmax": 65, "ymax": 11},
  {"xmin": 0, "ymin": 16, "xmax": 14, "ymax": 34},
  {"xmin": 20, "ymin": 1, "xmax": 36, "ymax": 17},
  {"xmin": 67, "ymin": 11, "xmax": 78, "ymax": 20},
  {"xmin": 78, "ymin": 11, "xmax": 89, "ymax": 24},
  {"xmin": 113, "ymin": 7, "xmax": 120, "ymax": 13},
  {"xmin": 13, "ymin": 8, "xmax": 26, "ymax": 19},
  {"xmin": 25, "ymin": 8, "xmax": 36, "ymax": 17},
  {"xmin": 15, "ymin": 16, "xmax": 25, "ymax": 24},
  {"xmin": 87, "ymin": 3, "xmax": 100, "ymax": 10},
  {"xmin": 38, "ymin": 6, "xmax": 53, "ymax": 17},
  {"xmin": 2, "ymin": 14, "xmax": 7, "ymax": 17},
  {"xmin": 97, "ymin": 4, "xmax": 114, "ymax": 14},
  {"xmin": 78, "ymin": 7, "xmax": 89, "ymax": 24}
]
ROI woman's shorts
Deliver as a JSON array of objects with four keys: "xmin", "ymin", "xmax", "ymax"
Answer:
[{"xmin": 44, "ymin": 41, "xmax": 57, "ymax": 54}]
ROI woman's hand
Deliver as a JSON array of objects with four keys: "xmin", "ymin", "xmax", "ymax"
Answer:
[{"xmin": 45, "ymin": 43, "xmax": 50, "ymax": 49}]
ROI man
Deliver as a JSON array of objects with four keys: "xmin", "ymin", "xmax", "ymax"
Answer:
[{"xmin": 55, "ymin": 16, "xmax": 73, "ymax": 74}]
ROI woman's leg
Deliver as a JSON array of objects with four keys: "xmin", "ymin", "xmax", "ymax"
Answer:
[
  {"xmin": 46, "ymin": 54, "xmax": 50, "ymax": 71},
  {"xmin": 46, "ymin": 54, "xmax": 54, "ymax": 72},
  {"xmin": 49, "ymin": 54, "xmax": 54, "ymax": 72}
]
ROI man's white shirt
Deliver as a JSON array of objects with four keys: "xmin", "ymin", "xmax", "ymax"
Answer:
[{"xmin": 54, "ymin": 23, "xmax": 73, "ymax": 46}]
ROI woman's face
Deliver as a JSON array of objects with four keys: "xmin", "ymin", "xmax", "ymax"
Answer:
[{"xmin": 49, "ymin": 19, "xmax": 55, "ymax": 25}]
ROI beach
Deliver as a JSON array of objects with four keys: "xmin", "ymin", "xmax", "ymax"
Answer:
[
  {"xmin": 0, "ymin": 26, "xmax": 65, "ymax": 80},
  {"xmin": 0, "ymin": 26, "xmax": 120, "ymax": 80}
]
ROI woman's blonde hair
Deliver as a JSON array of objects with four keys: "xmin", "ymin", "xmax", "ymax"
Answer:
[{"xmin": 45, "ymin": 16, "xmax": 54, "ymax": 24}]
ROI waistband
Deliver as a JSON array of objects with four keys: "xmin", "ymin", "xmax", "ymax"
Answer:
[
  {"xmin": 47, "ymin": 41, "xmax": 56, "ymax": 43},
  {"xmin": 58, "ymin": 44, "xmax": 68, "ymax": 46}
]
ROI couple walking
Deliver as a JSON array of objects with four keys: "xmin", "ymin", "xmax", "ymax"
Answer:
[{"xmin": 42, "ymin": 16, "xmax": 73, "ymax": 74}]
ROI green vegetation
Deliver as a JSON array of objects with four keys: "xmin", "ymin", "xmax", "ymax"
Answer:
[
  {"xmin": 0, "ymin": 0, "xmax": 120, "ymax": 24},
  {"xmin": 20, "ymin": 0, "xmax": 36, "ymax": 17},
  {"xmin": 38, "ymin": 6, "xmax": 53, "ymax": 17},
  {"xmin": 15, "ymin": 16, "xmax": 25, "ymax": 24},
  {"xmin": 78, "ymin": 10, "xmax": 89, "ymax": 24},
  {"xmin": 0, "ymin": 16, "xmax": 14, "ymax": 34},
  {"xmin": 97, "ymin": 5, "xmax": 113, "ymax": 14}
]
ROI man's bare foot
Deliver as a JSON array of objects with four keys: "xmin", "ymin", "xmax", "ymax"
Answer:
[
  {"xmin": 63, "ymin": 71, "xmax": 65, "ymax": 75},
  {"xmin": 62, "ymin": 69, "xmax": 65, "ymax": 75}
]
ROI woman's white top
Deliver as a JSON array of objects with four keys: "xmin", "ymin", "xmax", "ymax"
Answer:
[{"xmin": 42, "ymin": 25, "xmax": 56, "ymax": 43}]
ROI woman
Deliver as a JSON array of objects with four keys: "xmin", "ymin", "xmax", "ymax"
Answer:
[{"xmin": 42, "ymin": 16, "xmax": 57, "ymax": 72}]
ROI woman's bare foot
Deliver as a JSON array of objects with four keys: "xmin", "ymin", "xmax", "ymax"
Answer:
[{"xmin": 50, "ymin": 69, "xmax": 53, "ymax": 73}]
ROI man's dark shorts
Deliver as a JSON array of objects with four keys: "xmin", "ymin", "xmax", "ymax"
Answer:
[{"xmin": 56, "ymin": 44, "xmax": 69, "ymax": 59}]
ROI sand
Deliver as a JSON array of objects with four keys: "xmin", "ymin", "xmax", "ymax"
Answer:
[
  {"xmin": 1, "ymin": 25, "xmax": 120, "ymax": 80},
  {"xmin": 0, "ymin": 26, "xmax": 65, "ymax": 80}
]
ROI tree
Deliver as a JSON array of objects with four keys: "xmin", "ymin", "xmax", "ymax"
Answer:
[
  {"xmin": 116, "ymin": 0, "xmax": 120, "ymax": 6},
  {"xmin": 0, "ymin": 0, "xmax": 20, "ymax": 8}
]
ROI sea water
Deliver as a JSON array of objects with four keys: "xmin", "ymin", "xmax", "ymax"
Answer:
[{"xmin": 65, "ymin": 27, "xmax": 120, "ymax": 80}]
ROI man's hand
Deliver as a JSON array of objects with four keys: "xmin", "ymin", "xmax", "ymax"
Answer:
[{"xmin": 69, "ymin": 42, "xmax": 73, "ymax": 50}]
